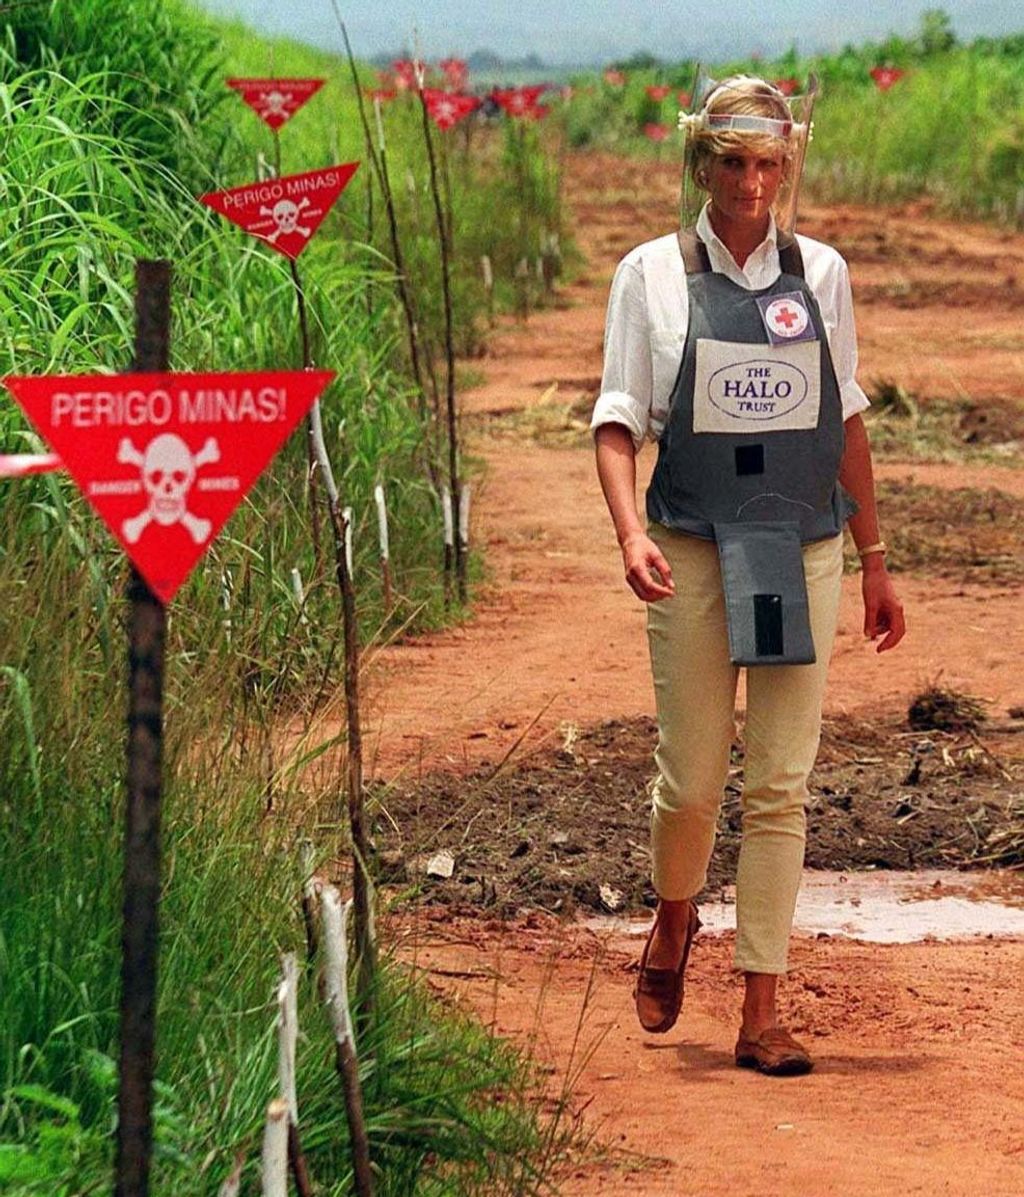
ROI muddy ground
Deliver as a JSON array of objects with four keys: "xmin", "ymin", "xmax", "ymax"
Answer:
[{"xmin": 370, "ymin": 712, "xmax": 1023, "ymax": 918}]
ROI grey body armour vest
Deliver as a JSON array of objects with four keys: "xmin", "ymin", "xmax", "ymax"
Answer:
[{"xmin": 646, "ymin": 231, "xmax": 855, "ymax": 666}]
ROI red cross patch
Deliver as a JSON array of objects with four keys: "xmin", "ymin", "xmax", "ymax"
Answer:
[{"xmin": 756, "ymin": 292, "xmax": 816, "ymax": 345}]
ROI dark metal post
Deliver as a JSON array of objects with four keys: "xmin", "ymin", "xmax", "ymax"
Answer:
[{"xmin": 115, "ymin": 259, "xmax": 171, "ymax": 1197}]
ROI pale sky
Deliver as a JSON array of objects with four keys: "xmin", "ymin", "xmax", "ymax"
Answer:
[{"xmin": 191, "ymin": 1, "xmax": 1019, "ymax": 64}]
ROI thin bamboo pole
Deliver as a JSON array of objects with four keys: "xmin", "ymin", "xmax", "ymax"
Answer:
[
  {"xmin": 289, "ymin": 260, "xmax": 324, "ymax": 579},
  {"xmin": 307, "ymin": 409, "xmax": 375, "ymax": 1013},
  {"xmin": 416, "ymin": 84, "xmax": 466, "ymax": 602}
]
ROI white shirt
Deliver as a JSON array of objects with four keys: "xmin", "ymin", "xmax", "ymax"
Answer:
[{"xmin": 591, "ymin": 206, "xmax": 871, "ymax": 452}]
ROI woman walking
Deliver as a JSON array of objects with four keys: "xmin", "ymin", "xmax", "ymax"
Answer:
[{"xmin": 592, "ymin": 75, "xmax": 905, "ymax": 1076}]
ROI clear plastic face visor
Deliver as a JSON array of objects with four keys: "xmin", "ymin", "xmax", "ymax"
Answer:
[{"xmin": 678, "ymin": 73, "xmax": 819, "ymax": 237}]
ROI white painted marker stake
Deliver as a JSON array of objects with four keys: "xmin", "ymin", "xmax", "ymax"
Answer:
[
  {"xmin": 290, "ymin": 567, "xmax": 309, "ymax": 626},
  {"xmin": 374, "ymin": 484, "xmax": 393, "ymax": 614},
  {"xmin": 481, "ymin": 255, "xmax": 494, "ymax": 324},
  {"xmin": 342, "ymin": 506, "xmax": 354, "ymax": 577},
  {"xmin": 442, "ymin": 486, "xmax": 454, "ymax": 603},
  {"xmin": 0, "ymin": 453, "xmax": 61, "ymax": 478},
  {"xmin": 442, "ymin": 487, "xmax": 454, "ymax": 549},
  {"xmin": 373, "ymin": 485, "xmax": 390, "ymax": 562},
  {"xmin": 261, "ymin": 1099, "xmax": 288, "ymax": 1197},
  {"xmin": 276, "ymin": 952, "xmax": 312, "ymax": 1195},
  {"xmin": 458, "ymin": 483, "xmax": 471, "ymax": 550},
  {"xmin": 322, "ymin": 886, "xmax": 354, "ymax": 1049},
  {"xmin": 221, "ymin": 567, "xmax": 233, "ymax": 641},
  {"xmin": 322, "ymin": 885, "xmax": 374, "ymax": 1196},
  {"xmin": 277, "ymin": 954, "xmax": 299, "ymax": 1125},
  {"xmin": 217, "ymin": 1157, "xmax": 244, "ymax": 1197}
]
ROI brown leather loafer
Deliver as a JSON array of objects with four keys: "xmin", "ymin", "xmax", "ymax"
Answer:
[
  {"xmin": 735, "ymin": 1025, "xmax": 814, "ymax": 1076},
  {"xmin": 633, "ymin": 902, "xmax": 701, "ymax": 1034}
]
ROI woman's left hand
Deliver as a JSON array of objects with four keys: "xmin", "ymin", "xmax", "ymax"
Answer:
[{"xmin": 862, "ymin": 561, "xmax": 905, "ymax": 653}]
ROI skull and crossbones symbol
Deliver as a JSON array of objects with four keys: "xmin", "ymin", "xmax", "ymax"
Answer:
[
  {"xmin": 117, "ymin": 434, "xmax": 220, "ymax": 545},
  {"xmin": 261, "ymin": 197, "xmax": 313, "ymax": 243},
  {"xmin": 258, "ymin": 89, "xmax": 293, "ymax": 119}
]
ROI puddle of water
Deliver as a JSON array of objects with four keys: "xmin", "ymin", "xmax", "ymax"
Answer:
[{"xmin": 584, "ymin": 869, "xmax": 1024, "ymax": 945}]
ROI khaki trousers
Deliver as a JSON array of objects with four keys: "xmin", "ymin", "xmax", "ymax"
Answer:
[{"xmin": 645, "ymin": 523, "xmax": 844, "ymax": 974}]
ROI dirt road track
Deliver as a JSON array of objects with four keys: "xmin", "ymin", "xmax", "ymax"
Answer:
[
  {"xmin": 401, "ymin": 915, "xmax": 1024, "ymax": 1196},
  {"xmin": 369, "ymin": 151, "xmax": 1024, "ymax": 1195}
]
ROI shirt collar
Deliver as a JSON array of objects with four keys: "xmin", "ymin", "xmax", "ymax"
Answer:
[{"xmin": 695, "ymin": 203, "xmax": 778, "ymax": 269}]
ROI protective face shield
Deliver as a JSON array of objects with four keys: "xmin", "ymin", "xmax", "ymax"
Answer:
[{"xmin": 677, "ymin": 69, "xmax": 819, "ymax": 236}]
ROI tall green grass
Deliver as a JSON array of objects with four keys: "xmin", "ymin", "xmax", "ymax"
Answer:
[{"xmin": 0, "ymin": 4, "xmax": 574, "ymax": 1193}]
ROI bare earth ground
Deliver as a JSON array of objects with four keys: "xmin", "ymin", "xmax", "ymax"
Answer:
[
  {"xmin": 362, "ymin": 152, "xmax": 1024, "ymax": 1194},
  {"xmin": 365, "ymin": 152, "xmax": 1024, "ymax": 778}
]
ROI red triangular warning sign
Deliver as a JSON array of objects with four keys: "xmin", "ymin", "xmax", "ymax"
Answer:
[
  {"xmin": 226, "ymin": 77, "xmax": 326, "ymax": 130},
  {"xmin": 199, "ymin": 164, "xmax": 359, "ymax": 261},
  {"xmin": 3, "ymin": 370, "xmax": 334, "ymax": 603}
]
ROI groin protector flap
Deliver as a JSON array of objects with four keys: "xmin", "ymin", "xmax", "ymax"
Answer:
[{"xmin": 714, "ymin": 521, "xmax": 816, "ymax": 666}]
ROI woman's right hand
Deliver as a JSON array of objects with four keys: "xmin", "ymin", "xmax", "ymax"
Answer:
[{"xmin": 621, "ymin": 532, "xmax": 675, "ymax": 602}]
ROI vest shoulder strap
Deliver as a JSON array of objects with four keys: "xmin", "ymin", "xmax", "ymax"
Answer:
[
  {"xmin": 678, "ymin": 226, "xmax": 807, "ymax": 280},
  {"xmin": 777, "ymin": 231, "xmax": 805, "ymax": 280},
  {"xmin": 677, "ymin": 228, "xmax": 712, "ymax": 274}
]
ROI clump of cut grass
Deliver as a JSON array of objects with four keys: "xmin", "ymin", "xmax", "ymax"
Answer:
[
  {"xmin": 908, "ymin": 685, "xmax": 988, "ymax": 733},
  {"xmin": 865, "ymin": 392, "xmax": 1024, "ymax": 468},
  {"xmin": 870, "ymin": 378, "xmax": 919, "ymax": 421}
]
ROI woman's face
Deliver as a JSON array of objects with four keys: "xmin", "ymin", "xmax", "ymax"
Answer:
[{"xmin": 703, "ymin": 146, "xmax": 786, "ymax": 227}]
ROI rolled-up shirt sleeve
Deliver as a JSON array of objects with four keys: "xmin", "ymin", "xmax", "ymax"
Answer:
[
  {"xmin": 830, "ymin": 257, "xmax": 871, "ymax": 421},
  {"xmin": 591, "ymin": 256, "xmax": 651, "ymax": 452}
]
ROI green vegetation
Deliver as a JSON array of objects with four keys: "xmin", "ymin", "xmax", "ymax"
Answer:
[
  {"xmin": 0, "ymin": 1, "xmax": 572, "ymax": 1193},
  {"xmin": 565, "ymin": 11, "xmax": 1024, "ymax": 224}
]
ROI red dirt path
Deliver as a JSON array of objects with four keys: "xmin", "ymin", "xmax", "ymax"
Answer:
[{"xmin": 369, "ymin": 152, "xmax": 1024, "ymax": 1195}]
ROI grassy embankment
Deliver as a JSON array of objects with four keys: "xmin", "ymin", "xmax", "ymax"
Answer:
[{"xmin": 0, "ymin": 1, "xmax": 572, "ymax": 1193}]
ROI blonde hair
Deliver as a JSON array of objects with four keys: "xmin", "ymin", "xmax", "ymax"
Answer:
[{"xmin": 686, "ymin": 75, "xmax": 796, "ymax": 189}]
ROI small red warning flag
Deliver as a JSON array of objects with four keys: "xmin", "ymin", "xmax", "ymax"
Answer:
[
  {"xmin": 226, "ymin": 78, "xmax": 326, "ymax": 130},
  {"xmin": 392, "ymin": 59, "xmax": 424, "ymax": 91},
  {"xmin": 3, "ymin": 370, "xmax": 335, "ymax": 603},
  {"xmin": 423, "ymin": 89, "xmax": 481, "ymax": 130},
  {"xmin": 199, "ymin": 164, "xmax": 360, "ymax": 261},
  {"xmin": 870, "ymin": 66, "xmax": 905, "ymax": 91},
  {"xmin": 440, "ymin": 58, "xmax": 469, "ymax": 91},
  {"xmin": 491, "ymin": 86, "xmax": 547, "ymax": 118}
]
